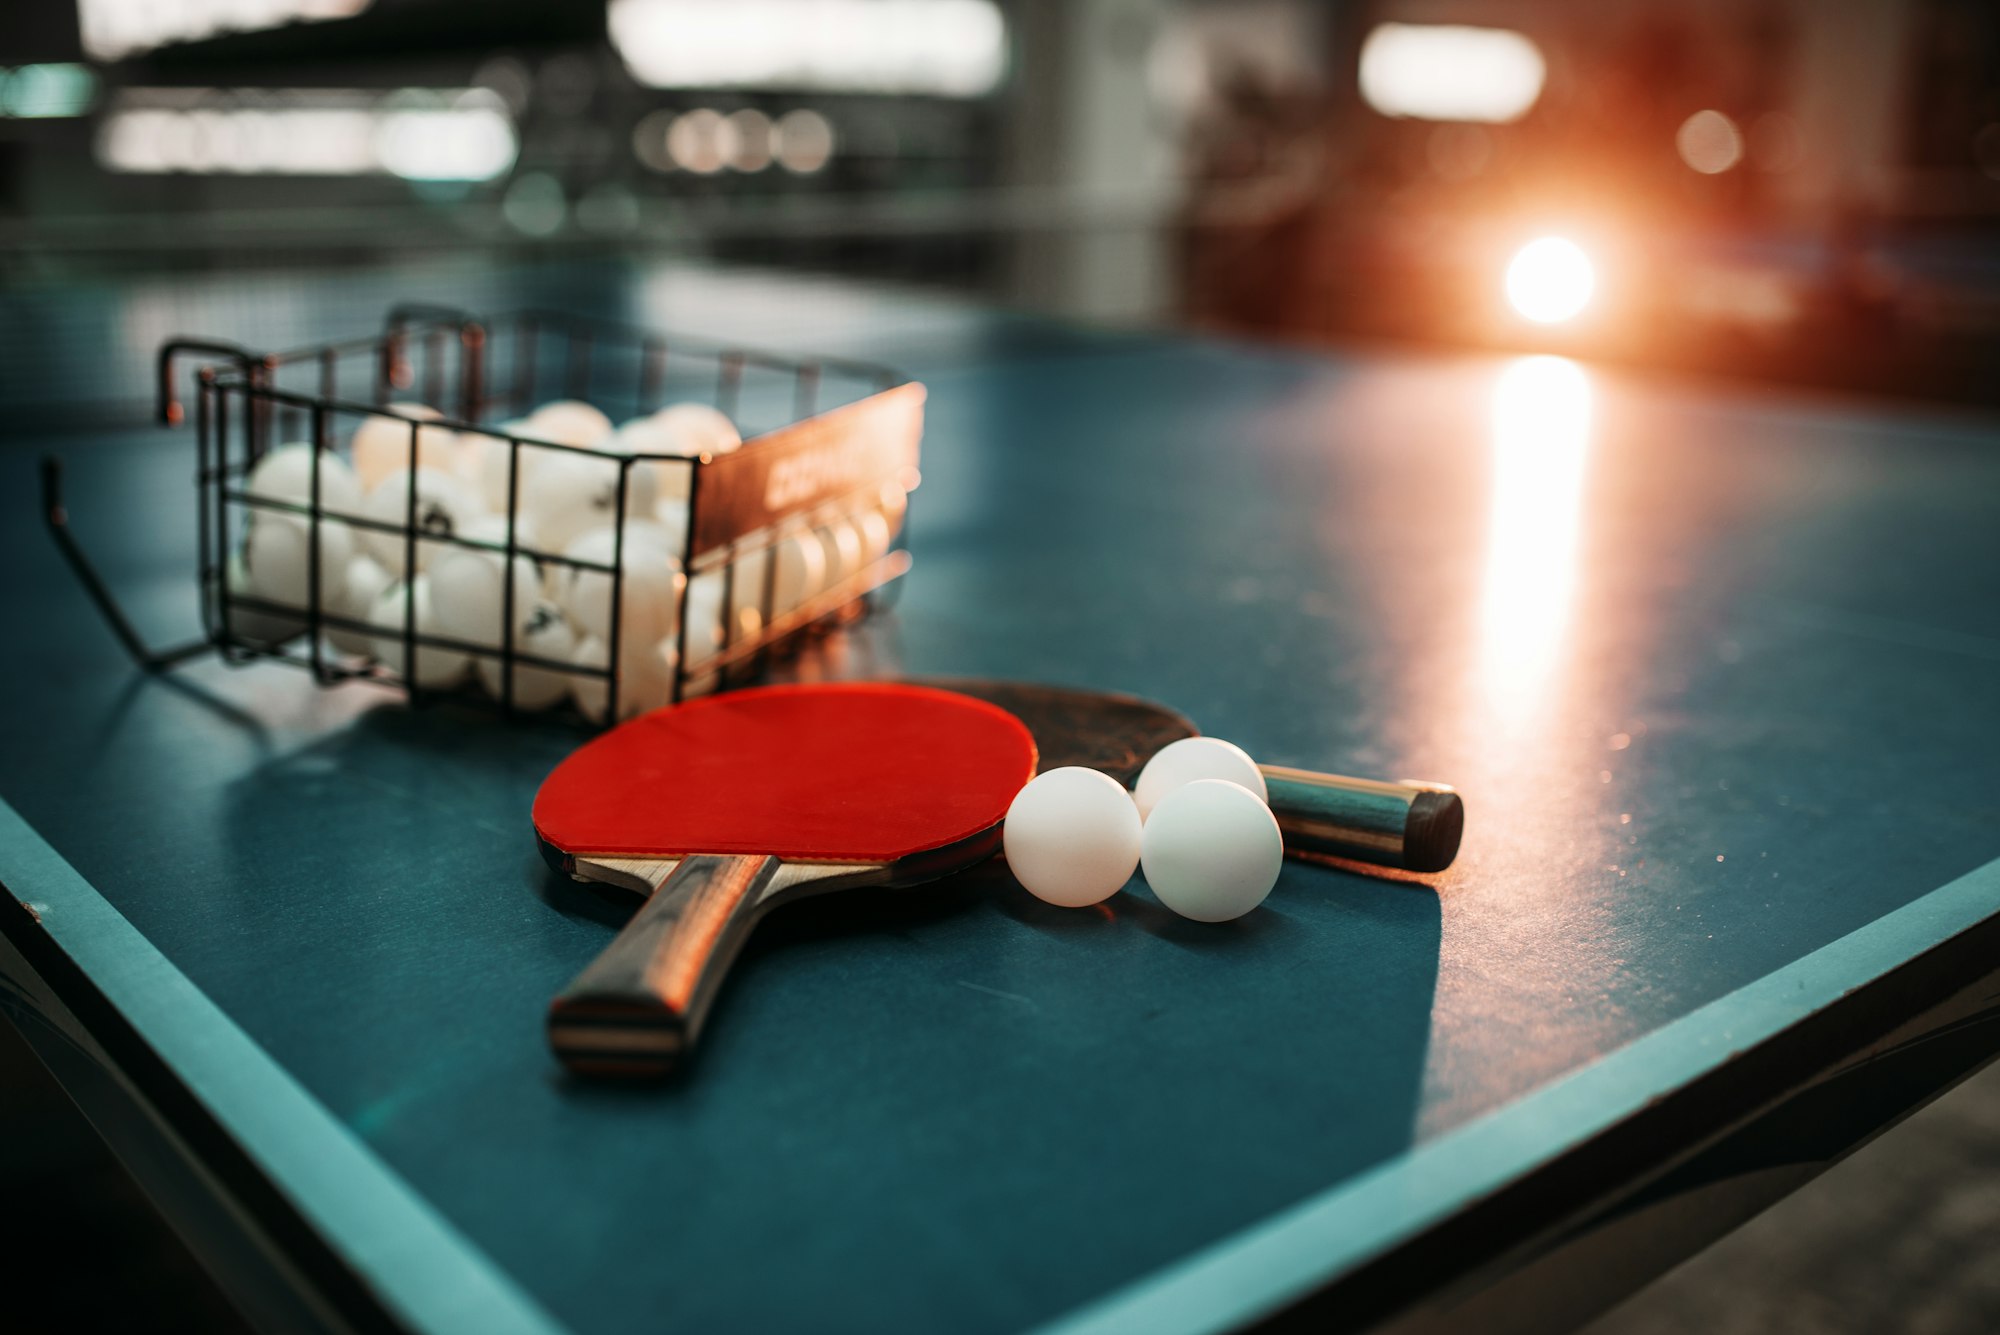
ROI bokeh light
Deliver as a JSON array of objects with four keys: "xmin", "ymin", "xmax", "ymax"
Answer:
[
  {"xmin": 78, "ymin": 0, "xmax": 373, "ymax": 61},
  {"xmin": 1505, "ymin": 237, "xmax": 1594, "ymax": 324},
  {"xmin": 0, "ymin": 64, "xmax": 99, "ymax": 119},
  {"xmin": 96, "ymin": 90, "xmax": 516, "ymax": 178},
  {"xmin": 375, "ymin": 100, "xmax": 517, "ymax": 181},
  {"xmin": 609, "ymin": 0, "xmax": 1006, "ymax": 97},
  {"xmin": 631, "ymin": 108, "xmax": 678, "ymax": 172},
  {"xmin": 502, "ymin": 172, "xmax": 567, "ymax": 235},
  {"xmin": 774, "ymin": 109, "xmax": 834, "ymax": 173},
  {"xmin": 1359, "ymin": 24, "xmax": 1545, "ymax": 123},
  {"xmin": 667, "ymin": 108, "xmax": 736, "ymax": 174},
  {"xmin": 1676, "ymin": 110, "xmax": 1743, "ymax": 175},
  {"xmin": 575, "ymin": 182, "xmax": 642, "ymax": 234},
  {"xmin": 727, "ymin": 109, "xmax": 774, "ymax": 172}
]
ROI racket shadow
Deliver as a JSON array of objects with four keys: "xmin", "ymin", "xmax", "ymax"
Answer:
[
  {"xmin": 746, "ymin": 876, "xmax": 987, "ymax": 951},
  {"xmin": 981, "ymin": 867, "xmax": 1292, "ymax": 948},
  {"xmin": 534, "ymin": 871, "xmax": 632, "ymax": 931},
  {"xmin": 538, "ymin": 870, "xmax": 996, "ymax": 1091},
  {"xmin": 533, "ymin": 863, "xmax": 995, "ymax": 940},
  {"xmin": 983, "ymin": 852, "xmax": 1446, "ymax": 950}
]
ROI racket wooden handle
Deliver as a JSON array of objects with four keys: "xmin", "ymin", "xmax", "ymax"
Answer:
[
  {"xmin": 548, "ymin": 853, "xmax": 779, "ymax": 1078},
  {"xmin": 1261, "ymin": 768, "xmax": 1464, "ymax": 874}
]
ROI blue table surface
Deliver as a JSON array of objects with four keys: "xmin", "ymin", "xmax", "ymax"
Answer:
[{"xmin": 3, "ymin": 259, "xmax": 1999, "ymax": 1334}]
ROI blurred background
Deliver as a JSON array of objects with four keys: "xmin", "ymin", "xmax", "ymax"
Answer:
[
  {"xmin": 3, "ymin": 2, "xmax": 1999, "ymax": 1332},
  {"xmin": 3, "ymin": 0, "xmax": 1999, "ymax": 408}
]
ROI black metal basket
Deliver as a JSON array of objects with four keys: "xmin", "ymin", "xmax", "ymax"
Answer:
[{"xmin": 45, "ymin": 303, "xmax": 922, "ymax": 724}]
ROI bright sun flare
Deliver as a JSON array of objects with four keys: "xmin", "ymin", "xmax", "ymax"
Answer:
[{"xmin": 1505, "ymin": 236, "xmax": 1594, "ymax": 324}]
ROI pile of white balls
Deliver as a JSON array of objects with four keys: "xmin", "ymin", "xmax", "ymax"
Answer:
[
  {"xmin": 226, "ymin": 398, "xmax": 906, "ymax": 721},
  {"xmin": 1002, "ymin": 737, "xmax": 1284, "ymax": 923}
]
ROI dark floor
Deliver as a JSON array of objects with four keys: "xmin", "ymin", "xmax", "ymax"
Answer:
[
  {"xmin": 0, "ymin": 1017, "xmax": 250, "ymax": 1333},
  {"xmin": 1, "ymin": 1013, "xmax": 1996, "ymax": 1333},
  {"xmin": 1584, "ymin": 1059, "xmax": 2000, "ymax": 1335}
]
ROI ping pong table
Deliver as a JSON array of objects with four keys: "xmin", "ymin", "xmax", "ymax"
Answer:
[{"xmin": 3, "ymin": 261, "xmax": 1999, "ymax": 1334}]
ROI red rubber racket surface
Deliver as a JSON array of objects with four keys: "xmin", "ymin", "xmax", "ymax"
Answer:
[{"xmin": 533, "ymin": 682, "xmax": 1037, "ymax": 863}]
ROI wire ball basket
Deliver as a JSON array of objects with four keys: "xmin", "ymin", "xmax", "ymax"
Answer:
[{"xmin": 45, "ymin": 302, "xmax": 923, "ymax": 725}]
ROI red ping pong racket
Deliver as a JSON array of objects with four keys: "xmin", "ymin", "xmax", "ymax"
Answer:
[{"xmin": 535, "ymin": 682, "xmax": 1037, "ymax": 1077}]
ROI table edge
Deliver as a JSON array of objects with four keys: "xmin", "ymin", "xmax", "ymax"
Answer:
[
  {"xmin": 1038, "ymin": 852, "xmax": 2000, "ymax": 1334},
  {"xmin": 0, "ymin": 797, "xmax": 568, "ymax": 1335}
]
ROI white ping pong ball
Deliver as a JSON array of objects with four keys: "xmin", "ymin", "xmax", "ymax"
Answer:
[
  {"xmin": 241, "ymin": 511, "xmax": 356, "ymax": 610},
  {"xmin": 554, "ymin": 524, "xmax": 684, "ymax": 648},
  {"xmin": 769, "ymin": 532, "xmax": 825, "ymax": 612},
  {"xmin": 651, "ymin": 402, "xmax": 740, "ymax": 455},
  {"xmin": 524, "ymin": 450, "xmax": 658, "ymax": 555},
  {"xmin": 352, "ymin": 405, "xmax": 459, "ymax": 492},
  {"xmin": 246, "ymin": 443, "xmax": 364, "ymax": 518},
  {"xmin": 681, "ymin": 570, "xmax": 731, "ymax": 670},
  {"xmin": 524, "ymin": 400, "xmax": 614, "ymax": 447},
  {"xmin": 1140, "ymin": 779, "xmax": 1282, "ymax": 923},
  {"xmin": 569, "ymin": 634, "xmax": 676, "ymax": 723},
  {"xmin": 366, "ymin": 575, "xmax": 470, "ymax": 690},
  {"xmin": 327, "ymin": 553, "xmax": 391, "ymax": 655},
  {"xmin": 853, "ymin": 508, "xmax": 893, "ymax": 566},
  {"xmin": 1133, "ymin": 736, "xmax": 1267, "ymax": 821},
  {"xmin": 359, "ymin": 467, "xmax": 484, "ymax": 576},
  {"xmin": 1003, "ymin": 766, "xmax": 1143, "ymax": 908},
  {"xmin": 621, "ymin": 402, "xmax": 738, "ymax": 506},
  {"xmin": 471, "ymin": 420, "xmax": 564, "ymax": 515},
  {"xmin": 814, "ymin": 519, "xmax": 864, "ymax": 593},
  {"xmin": 728, "ymin": 534, "xmax": 823, "ymax": 619},
  {"xmin": 429, "ymin": 527, "xmax": 541, "ymax": 652},
  {"xmin": 475, "ymin": 599, "xmax": 577, "ymax": 710},
  {"xmin": 613, "ymin": 418, "xmax": 692, "ymax": 510},
  {"xmin": 649, "ymin": 498, "xmax": 689, "ymax": 557}
]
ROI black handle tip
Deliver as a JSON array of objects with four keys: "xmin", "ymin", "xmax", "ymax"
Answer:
[
  {"xmin": 1403, "ymin": 790, "xmax": 1465, "ymax": 873},
  {"xmin": 548, "ymin": 1004, "xmax": 685, "ymax": 1080}
]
